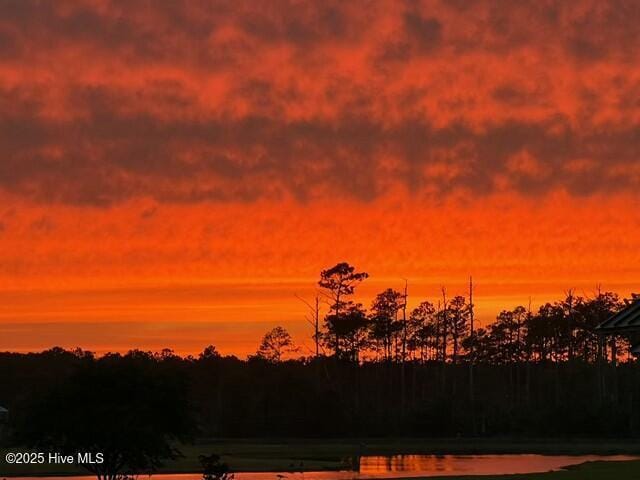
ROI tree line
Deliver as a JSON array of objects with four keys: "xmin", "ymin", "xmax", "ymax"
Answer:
[
  {"xmin": 2, "ymin": 342, "xmax": 639, "ymax": 444},
  {"xmin": 256, "ymin": 262, "xmax": 638, "ymax": 365}
]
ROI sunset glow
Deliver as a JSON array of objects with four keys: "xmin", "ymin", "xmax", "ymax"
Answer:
[{"xmin": 2, "ymin": 1, "xmax": 640, "ymax": 355}]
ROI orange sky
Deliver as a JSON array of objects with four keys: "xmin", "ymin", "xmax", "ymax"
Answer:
[{"xmin": 1, "ymin": 1, "xmax": 640, "ymax": 356}]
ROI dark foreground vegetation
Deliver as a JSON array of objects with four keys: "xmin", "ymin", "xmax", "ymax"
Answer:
[{"xmin": 1, "ymin": 347, "xmax": 639, "ymax": 442}]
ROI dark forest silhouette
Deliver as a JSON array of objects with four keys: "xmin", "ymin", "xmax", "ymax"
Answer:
[
  {"xmin": 1, "ymin": 262, "xmax": 640, "ymax": 478},
  {"xmin": 9, "ymin": 352, "xmax": 192, "ymax": 480},
  {"xmin": 305, "ymin": 262, "xmax": 638, "ymax": 365}
]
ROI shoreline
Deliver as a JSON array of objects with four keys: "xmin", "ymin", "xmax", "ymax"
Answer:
[
  {"xmin": 2, "ymin": 439, "xmax": 640, "ymax": 477},
  {"xmin": 4, "ymin": 460, "xmax": 640, "ymax": 480}
]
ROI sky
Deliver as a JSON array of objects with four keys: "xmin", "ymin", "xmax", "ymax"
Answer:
[{"xmin": 1, "ymin": 0, "xmax": 640, "ymax": 356}]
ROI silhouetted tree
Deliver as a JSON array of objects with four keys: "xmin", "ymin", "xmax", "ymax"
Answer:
[
  {"xmin": 200, "ymin": 345, "xmax": 221, "ymax": 360},
  {"xmin": 574, "ymin": 291, "xmax": 622, "ymax": 362},
  {"xmin": 325, "ymin": 304, "xmax": 370, "ymax": 362},
  {"xmin": 369, "ymin": 288, "xmax": 403, "ymax": 361},
  {"xmin": 318, "ymin": 262, "xmax": 368, "ymax": 357},
  {"xmin": 408, "ymin": 301, "xmax": 437, "ymax": 362},
  {"xmin": 255, "ymin": 326, "xmax": 297, "ymax": 362},
  {"xmin": 526, "ymin": 302, "xmax": 566, "ymax": 362},
  {"xmin": 487, "ymin": 307, "xmax": 527, "ymax": 363},
  {"xmin": 447, "ymin": 295, "xmax": 470, "ymax": 363}
]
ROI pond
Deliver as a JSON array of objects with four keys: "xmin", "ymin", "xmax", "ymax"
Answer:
[{"xmin": 9, "ymin": 454, "xmax": 638, "ymax": 479}]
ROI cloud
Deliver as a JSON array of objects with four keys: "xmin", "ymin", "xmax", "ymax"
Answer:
[
  {"xmin": 403, "ymin": 10, "xmax": 443, "ymax": 53},
  {"xmin": 1, "ymin": 0, "xmax": 640, "ymax": 205}
]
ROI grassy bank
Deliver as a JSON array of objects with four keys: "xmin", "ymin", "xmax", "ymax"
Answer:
[
  {"xmin": 433, "ymin": 459, "xmax": 640, "ymax": 479},
  {"xmin": 2, "ymin": 439, "xmax": 640, "ymax": 477}
]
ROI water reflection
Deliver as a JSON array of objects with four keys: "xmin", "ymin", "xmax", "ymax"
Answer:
[
  {"xmin": 9, "ymin": 454, "xmax": 638, "ymax": 480},
  {"xmin": 355, "ymin": 454, "xmax": 636, "ymax": 477}
]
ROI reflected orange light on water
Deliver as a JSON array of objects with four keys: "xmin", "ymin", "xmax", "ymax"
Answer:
[
  {"xmin": 356, "ymin": 454, "xmax": 636, "ymax": 477},
  {"xmin": 359, "ymin": 455, "xmax": 459, "ymax": 474},
  {"xmin": 11, "ymin": 455, "xmax": 639, "ymax": 480}
]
